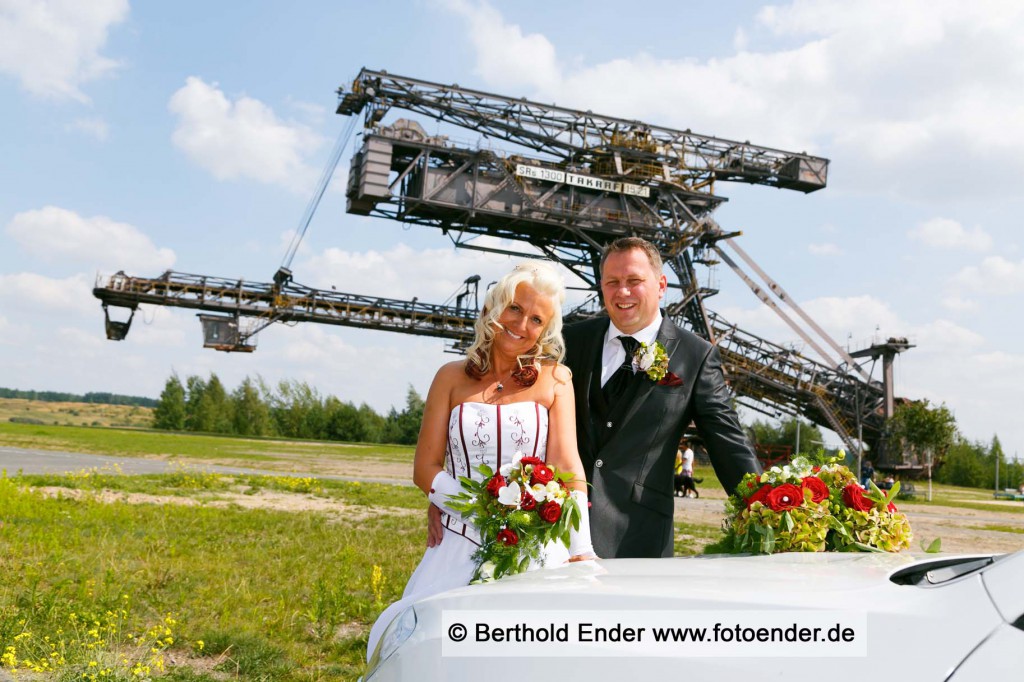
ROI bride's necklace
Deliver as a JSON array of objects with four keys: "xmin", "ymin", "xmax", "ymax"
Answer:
[
  {"xmin": 492, "ymin": 361, "xmax": 541, "ymax": 393},
  {"xmin": 493, "ymin": 367, "xmax": 515, "ymax": 393}
]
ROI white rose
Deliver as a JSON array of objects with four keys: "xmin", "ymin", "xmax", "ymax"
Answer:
[{"xmin": 637, "ymin": 347, "xmax": 656, "ymax": 371}]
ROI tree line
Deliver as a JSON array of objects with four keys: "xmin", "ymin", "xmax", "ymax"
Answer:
[
  {"xmin": 152, "ymin": 373, "xmax": 425, "ymax": 445},
  {"xmin": 151, "ymin": 374, "xmax": 1019, "ymax": 489},
  {"xmin": 0, "ymin": 387, "xmax": 158, "ymax": 408},
  {"xmin": 885, "ymin": 399, "xmax": 1022, "ymax": 490}
]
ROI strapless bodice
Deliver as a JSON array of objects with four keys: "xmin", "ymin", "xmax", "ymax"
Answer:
[{"xmin": 445, "ymin": 401, "xmax": 550, "ymax": 483}]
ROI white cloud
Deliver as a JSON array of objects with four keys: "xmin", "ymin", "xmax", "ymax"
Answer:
[
  {"xmin": 66, "ymin": 117, "xmax": 109, "ymax": 140},
  {"xmin": 909, "ymin": 217, "xmax": 992, "ymax": 251},
  {"xmin": 168, "ymin": 77, "xmax": 324, "ymax": 192},
  {"xmin": 717, "ymin": 293, "xmax": 904, "ymax": 366},
  {"xmin": 911, "ymin": 318, "xmax": 985, "ymax": 352},
  {"xmin": 442, "ymin": 0, "xmax": 1024, "ymax": 199},
  {"xmin": 6, "ymin": 206, "xmax": 175, "ymax": 272},
  {"xmin": 0, "ymin": 0, "xmax": 128, "ymax": 101},
  {"xmin": 900, "ymin": 348, "xmax": 1024, "ymax": 452},
  {"xmin": 297, "ymin": 239, "xmax": 561, "ymax": 303},
  {"xmin": 941, "ymin": 295, "xmax": 977, "ymax": 313},
  {"xmin": 953, "ymin": 256, "xmax": 1024, "ymax": 295},
  {"xmin": 0, "ymin": 272, "xmax": 95, "ymax": 314},
  {"xmin": 808, "ymin": 242, "xmax": 841, "ymax": 256},
  {"xmin": 438, "ymin": 0, "xmax": 560, "ymax": 94}
]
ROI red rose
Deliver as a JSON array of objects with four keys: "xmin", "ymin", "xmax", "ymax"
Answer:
[
  {"xmin": 766, "ymin": 483, "xmax": 803, "ymax": 512},
  {"xmin": 520, "ymin": 490, "xmax": 537, "ymax": 511},
  {"xmin": 520, "ymin": 456, "xmax": 544, "ymax": 466},
  {"xmin": 746, "ymin": 483, "xmax": 772, "ymax": 509},
  {"xmin": 538, "ymin": 501, "xmax": 562, "ymax": 523},
  {"xmin": 842, "ymin": 484, "xmax": 875, "ymax": 512},
  {"xmin": 497, "ymin": 528, "xmax": 519, "ymax": 546},
  {"xmin": 530, "ymin": 464, "xmax": 554, "ymax": 486},
  {"xmin": 801, "ymin": 476, "xmax": 829, "ymax": 504},
  {"xmin": 485, "ymin": 474, "xmax": 506, "ymax": 498}
]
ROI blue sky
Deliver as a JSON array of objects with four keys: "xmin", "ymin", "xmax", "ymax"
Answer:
[{"xmin": 1, "ymin": 0, "xmax": 1021, "ymax": 459}]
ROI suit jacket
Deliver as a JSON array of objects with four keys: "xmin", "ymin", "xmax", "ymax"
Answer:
[{"xmin": 563, "ymin": 314, "xmax": 761, "ymax": 558}]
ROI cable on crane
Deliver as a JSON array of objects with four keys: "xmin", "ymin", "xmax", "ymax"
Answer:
[{"xmin": 279, "ymin": 114, "xmax": 360, "ymax": 275}]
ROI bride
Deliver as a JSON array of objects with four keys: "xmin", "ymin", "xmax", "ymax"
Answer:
[{"xmin": 366, "ymin": 261, "xmax": 596, "ymax": 660}]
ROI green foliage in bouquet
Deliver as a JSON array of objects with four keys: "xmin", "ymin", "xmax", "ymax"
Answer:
[
  {"xmin": 708, "ymin": 454, "xmax": 913, "ymax": 555},
  {"xmin": 448, "ymin": 453, "xmax": 581, "ymax": 582}
]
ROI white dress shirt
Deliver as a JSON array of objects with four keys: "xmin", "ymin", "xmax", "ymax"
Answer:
[{"xmin": 600, "ymin": 312, "xmax": 663, "ymax": 388}]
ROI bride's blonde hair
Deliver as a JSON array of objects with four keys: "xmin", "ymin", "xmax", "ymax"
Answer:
[{"xmin": 465, "ymin": 260, "xmax": 566, "ymax": 376}]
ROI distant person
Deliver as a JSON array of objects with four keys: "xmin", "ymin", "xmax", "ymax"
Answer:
[
  {"xmin": 674, "ymin": 441, "xmax": 700, "ymax": 498},
  {"xmin": 861, "ymin": 460, "xmax": 875, "ymax": 488}
]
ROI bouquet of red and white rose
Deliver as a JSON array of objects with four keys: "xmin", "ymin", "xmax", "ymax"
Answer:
[
  {"xmin": 447, "ymin": 451, "xmax": 582, "ymax": 582},
  {"xmin": 711, "ymin": 455, "xmax": 912, "ymax": 554}
]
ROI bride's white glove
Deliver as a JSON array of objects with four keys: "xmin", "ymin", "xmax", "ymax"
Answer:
[
  {"xmin": 427, "ymin": 470, "xmax": 469, "ymax": 521},
  {"xmin": 568, "ymin": 490, "xmax": 597, "ymax": 559}
]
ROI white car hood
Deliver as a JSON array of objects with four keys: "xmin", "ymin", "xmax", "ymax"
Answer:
[{"xmin": 369, "ymin": 552, "xmax": 1023, "ymax": 682}]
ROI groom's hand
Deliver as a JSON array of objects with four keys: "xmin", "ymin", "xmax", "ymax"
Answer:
[
  {"xmin": 569, "ymin": 552, "xmax": 598, "ymax": 562},
  {"xmin": 426, "ymin": 503, "xmax": 443, "ymax": 548}
]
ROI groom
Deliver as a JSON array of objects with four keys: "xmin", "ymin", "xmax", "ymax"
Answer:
[{"xmin": 562, "ymin": 237, "xmax": 761, "ymax": 558}]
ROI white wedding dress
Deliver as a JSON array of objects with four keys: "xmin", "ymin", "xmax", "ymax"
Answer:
[{"xmin": 366, "ymin": 401, "xmax": 570, "ymax": 661}]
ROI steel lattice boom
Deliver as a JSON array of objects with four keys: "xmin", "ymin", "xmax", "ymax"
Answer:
[
  {"xmin": 337, "ymin": 69, "xmax": 829, "ymax": 194},
  {"xmin": 94, "ymin": 67, "xmax": 916, "ymax": 468}
]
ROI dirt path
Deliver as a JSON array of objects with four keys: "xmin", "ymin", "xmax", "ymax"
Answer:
[{"xmin": 11, "ymin": 447, "xmax": 1023, "ymax": 555}]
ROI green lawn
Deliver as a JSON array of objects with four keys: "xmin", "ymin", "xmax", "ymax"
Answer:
[
  {"xmin": 0, "ymin": 422, "xmax": 415, "ymax": 474},
  {"xmin": 0, "ymin": 471, "xmax": 426, "ymax": 681}
]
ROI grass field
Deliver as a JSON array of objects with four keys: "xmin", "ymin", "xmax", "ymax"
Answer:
[
  {"xmin": 0, "ymin": 420, "xmax": 415, "ymax": 477},
  {"xmin": 0, "ymin": 397, "xmax": 154, "ymax": 429},
  {"xmin": 1, "ymin": 403, "xmax": 1021, "ymax": 679},
  {"xmin": 0, "ymin": 470, "xmax": 426, "ymax": 681}
]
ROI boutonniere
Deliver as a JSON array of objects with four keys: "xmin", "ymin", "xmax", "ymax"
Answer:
[{"xmin": 633, "ymin": 341, "xmax": 670, "ymax": 382}]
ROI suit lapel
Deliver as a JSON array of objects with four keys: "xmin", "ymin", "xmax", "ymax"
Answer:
[{"xmin": 615, "ymin": 316, "xmax": 681, "ymax": 432}]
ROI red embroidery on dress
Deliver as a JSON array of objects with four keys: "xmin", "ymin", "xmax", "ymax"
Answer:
[
  {"xmin": 533, "ymin": 402, "xmax": 541, "ymax": 460},
  {"xmin": 508, "ymin": 411, "xmax": 530, "ymax": 451},
  {"xmin": 458, "ymin": 404, "xmax": 470, "ymax": 476},
  {"xmin": 495, "ymin": 404, "xmax": 502, "ymax": 470}
]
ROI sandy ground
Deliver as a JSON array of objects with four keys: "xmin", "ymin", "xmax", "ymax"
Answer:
[
  {"xmin": 32, "ymin": 485, "xmax": 419, "ymax": 522},
  {"xmin": 29, "ymin": 474, "xmax": 1024, "ymax": 555},
  {"xmin": 10, "ymin": 443, "xmax": 1021, "ymax": 555}
]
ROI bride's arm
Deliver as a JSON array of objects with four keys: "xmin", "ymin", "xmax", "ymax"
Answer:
[
  {"xmin": 545, "ymin": 363, "xmax": 586, "ymax": 492},
  {"xmin": 413, "ymin": 363, "xmax": 469, "ymax": 520},
  {"xmin": 546, "ymin": 363, "xmax": 597, "ymax": 560}
]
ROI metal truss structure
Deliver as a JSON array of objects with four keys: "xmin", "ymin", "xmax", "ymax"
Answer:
[{"xmin": 93, "ymin": 68, "xmax": 913, "ymax": 468}]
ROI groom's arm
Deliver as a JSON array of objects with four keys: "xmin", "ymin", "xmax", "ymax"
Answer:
[
  {"xmin": 691, "ymin": 346, "xmax": 762, "ymax": 493},
  {"xmin": 426, "ymin": 503, "xmax": 443, "ymax": 548}
]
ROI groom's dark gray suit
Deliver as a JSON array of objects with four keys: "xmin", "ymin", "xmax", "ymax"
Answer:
[{"xmin": 563, "ymin": 314, "xmax": 761, "ymax": 558}]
